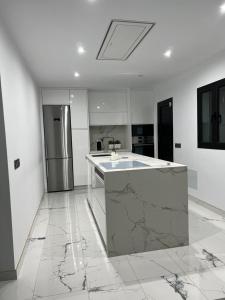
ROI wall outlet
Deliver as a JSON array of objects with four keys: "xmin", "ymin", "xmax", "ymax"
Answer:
[{"xmin": 14, "ymin": 159, "xmax": 20, "ymax": 170}]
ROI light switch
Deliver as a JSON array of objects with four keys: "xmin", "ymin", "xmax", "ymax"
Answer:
[{"xmin": 175, "ymin": 143, "xmax": 181, "ymax": 148}]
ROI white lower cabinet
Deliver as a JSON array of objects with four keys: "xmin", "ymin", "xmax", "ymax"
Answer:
[
  {"xmin": 87, "ymin": 160, "xmax": 107, "ymax": 244},
  {"xmin": 72, "ymin": 129, "xmax": 89, "ymax": 186},
  {"xmin": 92, "ymin": 195, "xmax": 106, "ymax": 242}
]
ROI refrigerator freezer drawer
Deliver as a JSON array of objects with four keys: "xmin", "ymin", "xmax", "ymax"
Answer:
[{"xmin": 46, "ymin": 158, "xmax": 74, "ymax": 192}]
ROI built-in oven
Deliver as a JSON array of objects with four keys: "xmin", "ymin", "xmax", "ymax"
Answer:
[
  {"xmin": 132, "ymin": 124, "xmax": 154, "ymax": 157},
  {"xmin": 132, "ymin": 124, "xmax": 154, "ymax": 137}
]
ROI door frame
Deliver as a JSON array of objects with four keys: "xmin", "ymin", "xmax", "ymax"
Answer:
[{"xmin": 157, "ymin": 98, "xmax": 174, "ymax": 161}]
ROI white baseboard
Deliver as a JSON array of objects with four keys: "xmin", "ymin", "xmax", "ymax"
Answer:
[{"xmin": 189, "ymin": 194, "xmax": 225, "ymax": 217}]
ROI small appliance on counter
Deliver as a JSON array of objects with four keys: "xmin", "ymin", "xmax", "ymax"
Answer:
[
  {"xmin": 132, "ymin": 124, "xmax": 154, "ymax": 157},
  {"xmin": 96, "ymin": 139, "xmax": 103, "ymax": 151}
]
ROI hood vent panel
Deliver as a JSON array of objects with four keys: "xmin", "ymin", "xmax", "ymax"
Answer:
[{"xmin": 97, "ymin": 19, "xmax": 155, "ymax": 61}]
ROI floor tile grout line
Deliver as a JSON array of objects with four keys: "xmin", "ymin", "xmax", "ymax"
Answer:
[
  {"xmin": 189, "ymin": 200, "xmax": 225, "ymax": 224},
  {"xmin": 31, "ymin": 197, "xmax": 51, "ymax": 300},
  {"xmin": 166, "ymin": 249, "xmax": 211, "ymax": 300},
  {"xmin": 33, "ymin": 191, "xmax": 88, "ymax": 299},
  {"xmin": 74, "ymin": 190, "xmax": 91, "ymax": 300},
  {"xmin": 75, "ymin": 191, "xmax": 133, "ymax": 298},
  {"xmin": 126, "ymin": 254, "xmax": 153, "ymax": 299}
]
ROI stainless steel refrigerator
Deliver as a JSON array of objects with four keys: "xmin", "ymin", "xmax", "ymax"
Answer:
[{"xmin": 43, "ymin": 105, "xmax": 74, "ymax": 192}]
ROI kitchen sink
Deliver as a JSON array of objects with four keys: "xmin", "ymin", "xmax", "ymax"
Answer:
[
  {"xmin": 100, "ymin": 160, "xmax": 149, "ymax": 170},
  {"xmin": 91, "ymin": 154, "xmax": 111, "ymax": 157}
]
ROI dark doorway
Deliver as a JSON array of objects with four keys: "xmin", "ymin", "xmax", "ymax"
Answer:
[{"xmin": 157, "ymin": 98, "xmax": 174, "ymax": 162}]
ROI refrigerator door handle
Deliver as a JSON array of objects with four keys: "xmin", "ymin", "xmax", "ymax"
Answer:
[{"xmin": 46, "ymin": 161, "xmax": 48, "ymax": 177}]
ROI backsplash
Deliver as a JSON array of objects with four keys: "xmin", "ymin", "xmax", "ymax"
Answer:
[{"xmin": 90, "ymin": 125, "xmax": 129, "ymax": 151}]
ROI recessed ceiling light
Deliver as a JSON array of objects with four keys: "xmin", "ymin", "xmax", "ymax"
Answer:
[
  {"xmin": 220, "ymin": 3, "xmax": 225, "ymax": 14},
  {"xmin": 77, "ymin": 46, "xmax": 86, "ymax": 54},
  {"xmin": 74, "ymin": 72, "xmax": 80, "ymax": 78},
  {"xmin": 70, "ymin": 94, "xmax": 74, "ymax": 98},
  {"xmin": 164, "ymin": 49, "xmax": 172, "ymax": 58}
]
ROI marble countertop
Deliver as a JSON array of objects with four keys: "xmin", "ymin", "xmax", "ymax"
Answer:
[{"xmin": 86, "ymin": 152, "xmax": 186, "ymax": 173}]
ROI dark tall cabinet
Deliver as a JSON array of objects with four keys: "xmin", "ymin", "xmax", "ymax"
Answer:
[
  {"xmin": 158, "ymin": 98, "xmax": 173, "ymax": 162},
  {"xmin": 198, "ymin": 78, "xmax": 225, "ymax": 150}
]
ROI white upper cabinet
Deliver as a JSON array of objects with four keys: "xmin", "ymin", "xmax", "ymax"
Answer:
[
  {"xmin": 88, "ymin": 90, "xmax": 128, "ymax": 125},
  {"xmin": 70, "ymin": 90, "xmax": 89, "ymax": 129},
  {"xmin": 70, "ymin": 90, "xmax": 89, "ymax": 186},
  {"xmin": 89, "ymin": 91, "xmax": 127, "ymax": 112},
  {"xmin": 130, "ymin": 90, "xmax": 154, "ymax": 124},
  {"xmin": 42, "ymin": 89, "xmax": 70, "ymax": 105}
]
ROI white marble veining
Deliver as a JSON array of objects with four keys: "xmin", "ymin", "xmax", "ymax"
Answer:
[
  {"xmin": 105, "ymin": 167, "xmax": 189, "ymax": 256},
  {"xmin": 89, "ymin": 125, "xmax": 128, "ymax": 152},
  {"xmin": 87, "ymin": 152, "xmax": 188, "ymax": 256},
  {"xmin": 1, "ymin": 190, "xmax": 225, "ymax": 300}
]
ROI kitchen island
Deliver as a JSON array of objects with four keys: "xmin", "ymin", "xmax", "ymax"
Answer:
[{"xmin": 86, "ymin": 152, "xmax": 189, "ymax": 257}]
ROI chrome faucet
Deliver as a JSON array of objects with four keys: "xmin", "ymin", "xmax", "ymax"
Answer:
[{"xmin": 100, "ymin": 136, "xmax": 115, "ymax": 151}]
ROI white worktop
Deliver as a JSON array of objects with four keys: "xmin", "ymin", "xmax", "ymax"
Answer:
[{"xmin": 86, "ymin": 152, "xmax": 186, "ymax": 173}]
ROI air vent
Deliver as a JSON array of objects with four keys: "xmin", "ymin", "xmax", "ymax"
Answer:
[{"xmin": 97, "ymin": 19, "xmax": 155, "ymax": 61}]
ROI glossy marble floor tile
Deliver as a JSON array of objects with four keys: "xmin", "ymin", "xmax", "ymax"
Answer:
[
  {"xmin": 140, "ymin": 273, "xmax": 208, "ymax": 300},
  {"xmin": 2, "ymin": 190, "xmax": 225, "ymax": 300},
  {"xmin": 127, "ymin": 249, "xmax": 184, "ymax": 281},
  {"xmin": 188, "ymin": 269, "xmax": 225, "ymax": 300},
  {"xmin": 88, "ymin": 282, "xmax": 148, "ymax": 300}
]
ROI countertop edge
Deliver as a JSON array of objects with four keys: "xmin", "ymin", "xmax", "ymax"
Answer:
[{"xmin": 86, "ymin": 152, "xmax": 187, "ymax": 174}]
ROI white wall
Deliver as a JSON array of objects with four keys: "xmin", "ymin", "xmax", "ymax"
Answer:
[
  {"xmin": 0, "ymin": 80, "xmax": 15, "ymax": 278},
  {"xmin": 0, "ymin": 23, "xmax": 44, "ymax": 270},
  {"xmin": 153, "ymin": 50, "xmax": 225, "ymax": 211}
]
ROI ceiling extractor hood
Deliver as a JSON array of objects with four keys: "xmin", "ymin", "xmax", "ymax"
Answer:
[{"xmin": 96, "ymin": 19, "xmax": 155, "ymax": 61}]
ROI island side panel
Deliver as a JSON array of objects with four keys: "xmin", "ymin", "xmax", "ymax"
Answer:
[
  {"xmin": 87, "ymin": 159, "xmax": 107, "ymax": 246},
  {"xmin": 104, "ymin": 167, "xmax": 189, "ymax": 257}
]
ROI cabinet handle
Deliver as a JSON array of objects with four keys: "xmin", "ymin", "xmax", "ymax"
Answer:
[
  {"xmin": 46, "ymin": 162, "xmax": 48, "ymax": 177},
  {"xmin": 211, "ymin": 113, "xmax": 217, "ymax": 123}
]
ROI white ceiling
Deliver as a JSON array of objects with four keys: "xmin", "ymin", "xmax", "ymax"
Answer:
[{"xmin": 1, "ymin": 0, "xmax": 225, "ymax": 89}]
